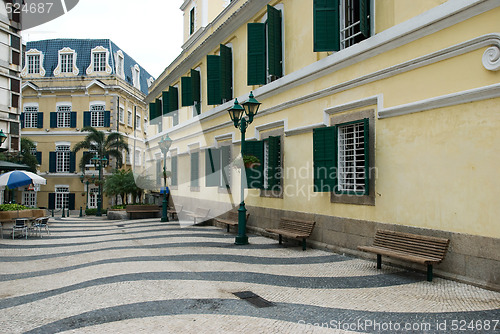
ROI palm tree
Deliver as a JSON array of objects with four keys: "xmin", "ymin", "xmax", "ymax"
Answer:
[{"xmin": 73, "ymin": 127, "xmax": 129, "ymax": 171}]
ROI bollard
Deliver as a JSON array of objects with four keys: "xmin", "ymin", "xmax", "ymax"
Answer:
[
  {"xmin": 51, "ymin": 209, "xmax": 54, "ymax": 217},
  {"xmin": 79, "ymin": 207, "xmax": 83, "ymax": 217},
  {"xmin": 62, "ymin": 208, "xmax": 65, "ymax": 218},
  {"xmin": 67, "ymin": 208, "xmax": 70, "ymax": 217}
]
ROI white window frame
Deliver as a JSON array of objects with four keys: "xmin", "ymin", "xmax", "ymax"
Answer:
[
  {"xmin": 337, "ymin": 121, "xmax": 366, "ymax": 193},
  {"xmin": 134, "ymin": 150, "xmax": 141, "ymax": 166},
  {"xmin": 22, "ymin": 189, "xmax": 37, "ymax": 208},
  {"xmin": 115, "ymin": 50, "xmax": 125, "ymax": 79},
  {"xmin": 89, "ymin": 187, "xmax": 98, "ymax": 209},
  {"xmin": 61, "ymin": 53, "xmax": 73, "ymax": 73},
  {"xmin": 339, "ymin": 0, "xmax": 370, "ymax": 50},
  {"xmin": 56, "ymin": 145, "xmax": 71, "ymax": 173},
  {"xmin": 90, "ymin": 103, "xmax": 105, "ymax": 127},
  {"xmin": 93, "ymin": 52, "xmax": 106, "ymax": 72},
  {"xmin": 119, "ymin": 105, "xmax": 125, "ymax": 124},
  {"xmin": 27, "ymin": 54, "xmax": 40, "ymax": 74},
  {"xmin": 135, "ymin": 114, "xmax": 141, "ymax": 130},
  {"xmin": 54, "ymin": 48, "xmax": 78, "ymax": 76},
  {"xmin": 55, "ymin": 186, "xmax": 70, "ymax": 209},
  {"xmin": 87, "ymin": 46, "xmax": 112, "ymax": 75},
  {"xmin": 132, "ymin": 64, "xmax": 141, "ymax": 90},
  {"xmin": 21, "ymin": 49, "xmax": 45, "ymax": 77},
  {"xmin": 57, "ymin": 105, "xmax": 71, "ymax": 128},
  {"xmin": 23, "ymin": 105, "xmax": 38, "ymax": 128}
]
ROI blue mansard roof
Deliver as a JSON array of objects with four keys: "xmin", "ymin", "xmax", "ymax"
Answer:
[{"xmin": 25, "ymin": 39, "xmax": 154, "ymax": 95}]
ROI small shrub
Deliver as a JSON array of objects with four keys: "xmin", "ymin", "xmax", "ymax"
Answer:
[
  {"xmin": 85, "ymin": 208, "xmax": 108, "ymax": 215},
  {"xmin": 0, "ymin": 204, "xmax": 30, "ymax": 211},
  {"xmin": 110, "ymin": 205, "xmax": 126, "ymax": 210}
]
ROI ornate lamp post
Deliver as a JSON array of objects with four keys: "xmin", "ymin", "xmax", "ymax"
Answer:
[
  {"xmin": 159, "ymin": 134, "xmax": 173, "ymax": 222},
  {"xmin": 228, "ymin": 91, "xmax": 261, "ymax": 245},
  {"xmin": 91, "ymin": 155, "xmax": 108, "ymax": 216}
]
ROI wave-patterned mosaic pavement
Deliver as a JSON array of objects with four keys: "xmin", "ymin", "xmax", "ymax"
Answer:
[{"xmin": 0, "ymin": 217, "xmax": 499, "ymax": 333}]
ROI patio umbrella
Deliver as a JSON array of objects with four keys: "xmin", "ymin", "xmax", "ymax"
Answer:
[{"xmin": 0, "ymin": 170, "xmax": 46, "ymax": 189}]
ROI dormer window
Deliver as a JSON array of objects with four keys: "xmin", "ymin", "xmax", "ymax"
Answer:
[
  {"xmin": 86, "ymin": 46, "xmax": 112, "ymax": 75},
  {"xmin": 132, "ymin": 64, "xmax": 141, "ymax": 90},
  {"xmin": 60, "ymin": 53, "xmax": 73, "ymax": 73},
  {"xmin": 93, "ymin": 52, "xmax": 106, "ymax": 72},
  {"xmin": 27, "ymin": 55, "xmax": 40, "ymax": 74},
  {"xmin": 115, "ymin": 50, "xmax": 125, "ymax": 79},
  {"xmin": 21, "ymin": 49, "xmax": 45, "ymax": 77},
  {"xmin": 54, "ymin": 47, "xmax": 78, "ymax": 76}
]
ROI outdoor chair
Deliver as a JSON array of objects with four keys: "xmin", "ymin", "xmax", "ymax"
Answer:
[
  {"xmin": 12, "ymin": 219, "xmax": 28, "ymax": 239},
  {"xmin": 33, "ymin": 217, "xmax": 50, "ymax": 237}
]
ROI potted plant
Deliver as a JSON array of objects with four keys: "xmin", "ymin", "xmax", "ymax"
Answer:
[{"xmin": 243, "ymin": 155, "xmax": 261, "ymax": 168}]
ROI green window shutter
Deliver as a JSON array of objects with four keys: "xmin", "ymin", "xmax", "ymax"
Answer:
[
  {"xmin": 220, "ymin": 44, "xmax": 233, "ymax": 102},
  {"xmin": 171, "ymin": 156, "xmax": 178, "ymax": 186},
  {"xmin": 162, "ymin": 91, "xmax": 169, "ymax": 115},
  {"xmin": 359, "ymin": 0, "xmax": 370, "ymax": 38},
  {"xmin": 70, "ymin": 112, "xmax": 77, "ymax": 128},
  {"xmin": 104, "ymin": 110, "xmax": 111, "ymax": 127},
  {"xmin": 37, "ymin": 112, "xmax": 44, "ymax": 128},
  {"xmin": 221, "ymin": 145, "xmax": 231, "ymax": 188},
  {"xmin": 50, "ymin": 112, "xmax": 57, "ymax": 128},
  {"xmin": 36, "ymin": 151, "xmax": 42, "ymax": 165},
  {"xmin": 69, "ymin": 193, "xmax": 75, "ymax": 210},
  {"xmin": 83, "ymin": 111, "xmax": 91, "ymax": 127},
  {"xmin": 181, "ymin": 76, "xmax": 193, "ymax": 107},
  {"xmin": 205, "ymin": 148, "xmax": 221, "ymax": 187},
  {"xmin": 20, "ymin": 112, "xmax": 25, "ymax": 128},
  {"xmin": 48, "ymin": 193, "xmax": 55, "ymax": 210},
  {"xmin": 313, "ymin": 126, "xmax": 337, "ymax": 192},
  {"xmin": 207, "ymin": 55, "xmax": 221, "ymax": 105},
  {"xmin": 247, "ymin": 23, "xmax": 266, "ymax": 85},
  {"xmin": 156, "ymin": 98, "xmax": 162, "ymax": 119},
  {"xmin": 69, "ymin": 152, "xmax": 76, "ymax": 173},
  {"xmin": 49, "ymin": 152, "xmax": 56, "ymax": 173},
  {"xmin": 313, "ymin": 0, "xmax": 340, "ymax": 52},
  {"xmin": 267, "ymin": 5, "xmax": 283, "ymax": 78},
  {"xmin": 191, "ymin": 69, "xmax": 201, "ymax": 115},
  {"xmin": 266, "ymin": 136, "xmax": 281, "ymax": 190},
  {"xmin": 243, "ymin": 140, "xmax": 264, "ymax": 189},
  {"xmin": 190, "ymin": 152, "xmax": 199, "ymax": 187},
  {"xmin": 169, "ymin": 86, "xmax": 178, "ymax": 113},
  {"xmin": 191, "ymin": 69, "xmax": 201, "ymax": 103},
  {"xmin": 149, "ymin": 102, "xmax": 156, "ymax": 123}
]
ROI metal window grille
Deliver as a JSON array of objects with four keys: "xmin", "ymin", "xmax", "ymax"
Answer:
[
  {"xmin": 55, "ymin": 186, "xmax": 69, "ymax": 209},
  {"xmin": 56, "ymin": 145, "xmax": 70, "ymax": 173},
  {"xmin": 340, "ymin": 0, "xmax": 364, "ymax": 49},
  {"xmin": 24, "ymin": 106, "xmax": 38, "ymax": 128},
  {"xmin": 60, "ymin": 53, "xmax": 73, "ymax": 73},
  {"xmin": 89, "ymin": 188, "xmax": 98, "ymax": 208},
  {"xmin": 263, "ymin": 141, "xmax": 269, "ymax": 190},
  {"xmin": 22, "ymin": 190, "xmax": 37, "ymax": 208},
  {"xmin": 27, "ymin": 55, "xmax": 40, "ymax": 74},
  {"xmin": 338, "ymin": 122, "xmax": 366, "ymax": 193},
  {"xmin": 57, "ymin": 105, "xmax": 71, "ymax": 127},
  {"xmin": 90, "ymin": 105, "xmax": 105, "ymax": 127},
  {"xmin": 93, "ymin": 52, "xmax": 106, "ymax": 72}
]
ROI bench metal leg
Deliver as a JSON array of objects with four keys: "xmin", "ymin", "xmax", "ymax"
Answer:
[
  {"xmin": 427, "ymin": 264, "xmax": 433, "ymax": 282},
  {"xmin": 278, "ymin": 234, "xmax": 282, "ymax": 245},
  {"xmin": 376, "ymin": 254, "xmax": 382, "ymax": 269},
  {"xmin": 302, "ymin": 238, "xmax": 306, "ymax": 251}
]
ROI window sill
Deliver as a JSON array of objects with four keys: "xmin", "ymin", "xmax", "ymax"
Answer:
[{"xmin": 260, "ymin": 188, "xmax": 283, "ymax": 199}]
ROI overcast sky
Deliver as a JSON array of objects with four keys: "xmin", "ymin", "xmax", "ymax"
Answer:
[{"xmin": 21, "ymin": 0, "xmax": 184, "ymax": 78}]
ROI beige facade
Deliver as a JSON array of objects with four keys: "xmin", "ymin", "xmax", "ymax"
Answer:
[
  {"xmin": 21, "ymin": 39, "xmax": 152, "ymax": 212},
  {"xmin": 145, "ymin": 0, "xmax": 500, "ymax": 289}
]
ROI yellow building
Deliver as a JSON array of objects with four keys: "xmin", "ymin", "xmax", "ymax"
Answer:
[
  {"xmin": 160, "ymin": 0, "xmax": 499, "ymax": 289},
  {"xmin": 21, "ymin": 39, "xmax": 153, "ymax": 212}
]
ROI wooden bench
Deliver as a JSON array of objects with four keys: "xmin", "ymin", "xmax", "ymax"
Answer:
[
  {"xmin": 125, "ymin": 205, "xmax": 161, "ymax": 219},
  {"xmin": 214, "ymin": 211, "xmax": 250, "ymax": 232},
  {"xmin": 185, "ymin": 207, "xmax": 210, "ymax": 224},
  {"xmin": 358, "ymin": 229, "xmax": 450, "ymax": 282},
  {"xmin": 265, "ymin": 218, "xmax": 315, "ymax": 251},
  {"xmin": 167, "ymin": 205, "xmax": 183, "ymax": 220}
]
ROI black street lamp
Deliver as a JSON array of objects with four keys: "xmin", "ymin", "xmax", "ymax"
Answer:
[
  {"xmin": 159, "ymin": 134, "xmax": 173, "ymax": 222},
  {"xmin": 91, "ymin": 154, "xmax": 108, "ymax": 216},
  {"xmin": 228, "ymin": 91, "xmax": 261, "ymax": 245}
]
